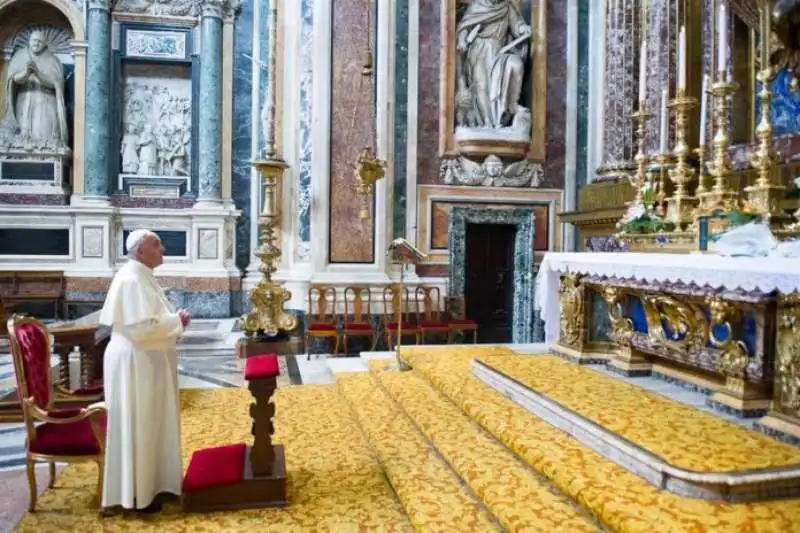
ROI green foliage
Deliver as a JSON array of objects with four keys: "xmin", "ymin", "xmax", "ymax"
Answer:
[
  {"xmin": 619, "ymin": 214, "xmax": 675, "ymax": 234},
  {"xmin": 725, "ymin": 208, "xmax": 762, "ymax": 228}
]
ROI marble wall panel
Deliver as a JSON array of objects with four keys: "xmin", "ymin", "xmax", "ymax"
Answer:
[
  {"xmin": 328, "ymin": 0, "xmax": 376, "ymax": 263},
  {"xmin": 576, "ymin": 0, "xmax": 590, "ymax": 191},
  {"xmin": 231, "ymin": 0, "xmax": 254, "ymax": 270},
  {"xmin": 415, "ymin": 0, "xmax": 441, "ymax": 185},
  {"xmin": 296, "ymin": 0, "xmax": 314, "ymax": 258},
  {"xmin": 543, "ymin": 1, "xmax": 568, "ymax": 189},
  {"xmin": 393, "ymin": 0, "xmax": 409, "ymax": 238}
]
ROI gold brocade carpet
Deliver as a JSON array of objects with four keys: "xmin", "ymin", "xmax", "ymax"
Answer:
[
  {"xmin": 478, "ymin": 355, "xmax": 800, "ymax": 472},
  {"xmin": 14, "ymin": 386, "xmax": 413, "ymax": 532},
  {"xmin": 400, "ymin": 347, "xmax": 800, "ymax": 533}
]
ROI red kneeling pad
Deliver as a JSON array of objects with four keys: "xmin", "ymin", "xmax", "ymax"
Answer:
[
  {"xmin": 244, "ymin": 353, "xmax": 280, "ymax": 380},
  {"xmin": 183, "ymin": 443, "xmax": 246, "ymax": 493}
]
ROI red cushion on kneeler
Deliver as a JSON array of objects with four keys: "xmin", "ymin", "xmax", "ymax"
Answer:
[
  {"xmin": 244, "ymin": 353, "xmax": 280, "ymax": 380},
  {"xmin": 183, "ymin": 443, "xmax": 246, "ymax": 492}
]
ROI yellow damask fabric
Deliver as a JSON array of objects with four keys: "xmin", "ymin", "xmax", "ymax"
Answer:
[
  {"xmin": 337, "ymin": 371, "xmax": 500, "ymax": 532},
  {"xmin": 402, "ymin": 347, "xmax": 800, "ymax": 533},
  {"xmin": 370, "ymin": 360, "xmax": 601, "ymax": 532},
  {"xmin": 480, "ymin": 354, "xmax": 800, "ymax": 472},
  {"xmin": 16, "ymin": 386, "xmax": 413, "ymax": 532}
]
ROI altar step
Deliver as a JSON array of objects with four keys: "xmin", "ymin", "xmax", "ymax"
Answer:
[{"xmin": 341, "ymin": 346, "xmax": 800, "ymax": 533}]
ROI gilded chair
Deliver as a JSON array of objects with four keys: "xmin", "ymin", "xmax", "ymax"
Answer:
[
  {"xmin": 415, "ymin": 286, "xmax": 450, "ymax": 343},
  {"xmin": 381, "ymin": 285, "xmax": 421, "ymax": 349},
  {"xmin": 343, "ymin": 286, "xmax": 378, "ymax": 354},
  {"xmin": 7, "ymin": 314, "xmax": 107, "ymax": 512},
  {"xmin": 306, "ymin": 285, "xmax": 340, "ymax": 359}
]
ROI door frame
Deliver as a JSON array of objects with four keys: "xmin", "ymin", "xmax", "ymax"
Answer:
[{"xmin": 447, "ymin": 207, "xmax": 536, "ymax": 343}]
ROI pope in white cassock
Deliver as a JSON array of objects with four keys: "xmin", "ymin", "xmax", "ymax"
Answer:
[{"xmin": 99, "ymin": 229, "xmax": 192, "ymax": 514}]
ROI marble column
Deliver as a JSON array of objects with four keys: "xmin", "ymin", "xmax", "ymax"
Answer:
[
  {"xmin": 198, "ymin": 0, "xmax": 225, "ymax": 203},
  {"xmin": 595, "ymin": 0, "xmax": 644, "ymax": 181},
  {"xmin": 83, "ymin": 0, "xmax": 112, "ymax": 199}
]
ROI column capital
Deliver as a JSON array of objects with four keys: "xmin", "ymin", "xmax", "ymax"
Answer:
[
  {"xmin": 87, "ymin": 0, "xmax": 112, "ymax": 11},
  {"xmin": 201, "ymin": 0, "xmax": 240, "ymax": 19}
]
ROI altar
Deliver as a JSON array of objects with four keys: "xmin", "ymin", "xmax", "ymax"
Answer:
[{"xmin": 535, "ymin": 252, "xmax": 800, "ymax": 441}]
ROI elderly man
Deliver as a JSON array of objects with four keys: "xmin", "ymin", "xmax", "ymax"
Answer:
[{"xmin": 99, "ymin": 230, "xmax": 192, "ymax": 514}]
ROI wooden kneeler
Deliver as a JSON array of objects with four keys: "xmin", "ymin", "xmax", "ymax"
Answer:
[{"xmin": 182, "ymin": 353, "xmax": 288, "ymax": 512}]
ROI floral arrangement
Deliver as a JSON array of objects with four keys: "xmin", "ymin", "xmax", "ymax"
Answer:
[
  {"xmin": 724, "ymin": 203, "xmax": 762, "ymax": 228},
  {"xmin": 616, "ymin": 201, "xmax": 674, "ymax": 235}
]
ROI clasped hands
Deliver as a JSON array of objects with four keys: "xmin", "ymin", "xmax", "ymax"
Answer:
[{"xmin": 178, "ymin": 309, "xmax": 192, "ymax": 328}]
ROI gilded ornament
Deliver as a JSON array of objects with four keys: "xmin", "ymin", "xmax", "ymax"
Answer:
[
  {"xmin": 776, "ymin": 294, "xmax": 800, "ymax": 414},
  {"xmin": 558, "ymin": 274, "xmax": 585, "ymax": 348},
  {"xmin": 771, "ymin": 0, "xmax": 800, "ymax": 91},
  {"xmin": 354, "ymin": 146, "xmax": 386, "ymax": 219},
  {"xmin": 600, "ymin": 287, "xmax": 633, "ymax": 345},
  {"xmin": 706, "ymin": 296, "xmax": 750, "ymax": 389},
  {"xmin": 640, "ymin": 294, "xmax": 707, "ymax": 353}
]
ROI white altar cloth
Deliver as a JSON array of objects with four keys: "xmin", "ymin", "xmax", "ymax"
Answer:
[{"xmin": 535, "ymin": 252, "xmax": 800, "ymax": 344}]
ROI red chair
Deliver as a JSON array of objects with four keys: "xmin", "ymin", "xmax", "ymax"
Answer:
[
  {"xmin": 7, "ymin": 314, "xmax": 107, "ymax": 512},
  {"xmin": 343, "ymin": 286, "xmax": 377, "ymax": 353},
  {"xmin": 306, "ymin": 285, "xmax": 340, "ymax": 359},
  {"xmin": 382, "ymin": 285, "xmax": 421, "ymax": 348},
  {"xmin": 415, "ymin": 286, "xmax": 450, "ymax": 343}
]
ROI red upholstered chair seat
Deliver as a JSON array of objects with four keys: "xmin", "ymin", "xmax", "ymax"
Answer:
[
  {"xmin": 73, "ymin": 384, "xmax": 104, "ymax": 396},
  {"xmin": 420, "ymin": 320, "xmax": 449, "ymax": 328},
  {"xmin": 244, "ymin": 353, "xmax": 280, "ymax": 380},
  {"xmin": 448, "ymin": 319, "xmax": 477, "ymax": 327},
  {"xmin": 386, "ymin": 323, "xmax": 419, "ymax": 331},
  {"xmin": 183, "ymin": 443, "xmax": 246, "ymax": 493},
  {"xmin": 29, "ymin": 411, "xmax": 107, "ymax": 456},
  {"xmin": 308, "ymin": 323, "xmax": 337, "ymax": 332},
  {"xmin": 344, "ymin": 322, "xmax": 373, "ymax": 331}
]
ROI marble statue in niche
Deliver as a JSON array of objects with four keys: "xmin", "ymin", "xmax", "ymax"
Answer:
[
  {"xmin": 441, "ymin": 154, "xmax": 543, "ymax": 187},
  {"xmin": 120, "ymin": 68, "xmax": 192, "ymax": 179},
  {"xmin": 0, "ymin": 27, "xmax": 70, "ymax": 150},
  {"xmin": 455, "ymin": 0, "xmax": 533, "ymax": 141}
]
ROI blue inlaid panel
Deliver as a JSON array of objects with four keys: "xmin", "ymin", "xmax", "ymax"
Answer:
[
  {"xmin": 84, "ymin": 6, "xmax": 112, "ymax": 197},
  {"xmin": 198, "ymin": 16, "xmax": 224, "ymax": 199},
  {"xmin": 297, "ymin": 0, "xmax": 313, "ymax": 246},
  {"xmin": 756, "ymin": 68, "xmax": 800, "ymax": 136},
  {"xmin": 232, "ymin": 0, "xmax": 254, "ymax": 269},
  {"xmin": 627, "ymin": 296, "xmax": 648, "ymax": 333},
  {"xmin": 0, "ymin": 229, "xmax": 69, "ymax": 256},
  {"xmin": 449, "ymin": 207, "xmax": 537, "ymax": 343},
  {"xmin": 393, "ymin": 0, "xmax": 409, "ymax": 239}
]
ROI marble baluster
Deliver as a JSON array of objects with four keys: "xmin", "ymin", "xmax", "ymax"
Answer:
[
  {"xmin": 595, "ymin": 0, "xmax": 645, "ymax": 181},
  {"xmin": 84, "ymin": 0, "xmax": 112, "ymax": 199},
  {"xmin": 198, "ymin": 0, "xmax": 225, "ymax": 203}
]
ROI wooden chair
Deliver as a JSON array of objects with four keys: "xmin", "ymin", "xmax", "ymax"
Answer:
[
  {"xmin": 306, "ymin": 285, "xmax": 340, "ymax": 359},
  {"xmin": 343, "ymin": 286, "xmax": 378, "ymax": 354},
  {"xmin": 382, "ymin": 285, "xmax": 421, "ymax": 349},
  {"xmin": 7, "ymin": 314, "xmax": 107, "ymax": 512},
  {"xmin": 445, "ymin": 295, "xmax": 478, "ymax": 343},
  {"xmin": 415, "ymin": 286, "xmax": 450, "ymax": 343}
]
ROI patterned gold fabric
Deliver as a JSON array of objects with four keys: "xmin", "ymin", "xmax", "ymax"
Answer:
[
  {"xmin": 480, "ymin": 355, "xmax": 800, "ymax": 472},
  {"xmin": 337, "ymin": 372, "xmax": 500, "ymax": 532},
  {"xmin": 15, "ymin": 386, "xmax": 412, "ymax": 532},
  {"xmin": 369, "ymin": 361, "xmax": 601, "ymax": 532},
  {"xmin": 402, "ymin": 347, "xmax": 800, "ymax": 533}
]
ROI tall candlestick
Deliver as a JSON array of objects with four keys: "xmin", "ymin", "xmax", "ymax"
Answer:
[
  {"xmin": 699, "ymin": 74, "xmax": 709, "ymax": 146},
  {"xmin": 659, "ymin": 88, "xmax": 669, "ymax": 154},
  {"xmin": 678, "ymin": 26, "xmax": 687, "ymax": 90},
  {"xmin": 638, "ymin": 40, "xmax": 647, "ymax": 103},
  {"xmin": 717, "ymin": 2, "xmax": 728, "ymax": 72}
]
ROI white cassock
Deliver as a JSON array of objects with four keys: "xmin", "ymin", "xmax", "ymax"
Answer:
[{"xmin": 99, "ymin": 259, "xmax": 184, "ymax": 509}]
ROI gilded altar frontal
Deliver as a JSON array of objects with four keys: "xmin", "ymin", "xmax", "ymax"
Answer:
[{"xmin": 2, "ymin": 0, "xmax": 800, "ymax": 531}]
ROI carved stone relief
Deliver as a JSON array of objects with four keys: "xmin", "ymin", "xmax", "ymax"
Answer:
[
  {"xmin": 113, "ymin": 0, "xmax": 241, "ymax": 18},
  {"xmin": 121, "ymin": 65, "xmax": 192, "ymax": 178},
  {"xmin": 440, "ymin": 154, "xmax": 543, "ymax": 188},
  {"xmin": 454, "ymin": 0, "xmax": 533, "ymax": 145},
  {"xmin": 0, "ymin": 26, "xmax": 72, "ymax": 153}
]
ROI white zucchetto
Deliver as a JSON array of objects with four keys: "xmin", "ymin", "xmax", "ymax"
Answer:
[{"xmin": 126, "ymin": 229, "xmax": 156, "ymax": 252}]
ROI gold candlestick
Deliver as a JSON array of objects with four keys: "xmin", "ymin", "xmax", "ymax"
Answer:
[
  {"xmin": 706, "ymin": 72, "xmax": 740, "ymax": 209},
  {"xmin": 694, "ymin": 146, "xmax": 710, "ymax": 210},
  {"xmin": 630, "ymin": 104, "xmax": 651, "ymax": 206},
  {"xmin": 242, "ymin": 160, "xmax": 298, "ymax": 338},
  {"xmin": 667, "ymin": 90, "xmax": 698, "ymax": 227},
  {"xmin": 653, "ymin": 154, "xmax": 670, "ymax": 216}
]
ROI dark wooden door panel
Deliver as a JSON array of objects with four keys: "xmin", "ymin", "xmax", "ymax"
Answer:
[{"xmin": 464, "ymin": 223, "xmax": 516, "ymax": 343}]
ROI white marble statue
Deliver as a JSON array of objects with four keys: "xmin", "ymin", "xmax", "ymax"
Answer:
[
  {"xmin": 455, "ymin": 0, "xmax": 532, "ymax": 135},
  {"xmin": 136, "ymin": 124, "xmax": 158, "ymax": 175},
  {"xmin": 168, "ymin": 126, "xmax": 189, "ymax": 176},
  {"xmin": 441, "ymin": 154, "xmax": 544, "ymax": 187},
  {"xmin": 120, "ymin": 125, "xmax": 140, "ymax": 173},
  {"xmin": 2, "ymin": 29, "xmax": 69, "ymax": 147}
]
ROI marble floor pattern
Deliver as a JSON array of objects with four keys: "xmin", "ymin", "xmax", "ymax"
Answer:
[{"xmin": 0, "ymin": 341, "xmax": 794, "ymax": 532}]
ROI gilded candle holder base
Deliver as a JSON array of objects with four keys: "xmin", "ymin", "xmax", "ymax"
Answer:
[
  {"xmin": 666, "ymin": 196, "xmax": 699, "ymax": 229},
  {"xmin": 744, "ymin": 184, "xmax": 788, "ymax": 223}
]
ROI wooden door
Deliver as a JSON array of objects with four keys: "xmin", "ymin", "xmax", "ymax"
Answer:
[{"xmin": 464, "ymin": 223, "xmax": 516, "ymax": 343}]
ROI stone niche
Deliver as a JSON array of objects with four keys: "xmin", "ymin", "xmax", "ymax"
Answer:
[
  {"xmin": 113, "ymin": 23, "xmax": 196, "ymax": 201},
  {"xmin": 439, "ymin": 0, "xmax": 548, "ymax": 189},
  {"xmin": 0, "ymin": 3, "xmax": 77, "ymax": 202}
]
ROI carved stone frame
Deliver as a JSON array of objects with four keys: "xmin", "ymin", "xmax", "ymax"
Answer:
[
  {"xmin": 447, "ymin": 206, "xmax": 537, "ymax": 343},
  {"xmin": 439, "ymin": 0, "xmax": 547, "ymax": 162}
]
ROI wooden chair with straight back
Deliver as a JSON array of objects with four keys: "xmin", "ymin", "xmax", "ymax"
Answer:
[
  {"xmin": 305, "ymin": 285, "xmax": 340, "ymax": 359},
  {"xmin": 415, "ymin": 285, "xmax": 450, "ymax": 343},
  {"xmin": 342, "ymin": 286, "xmax": 377, "ymax": 354},
  {"xmin": 381, "ymin": 284, "xmax": 421, "ymax": 349}
]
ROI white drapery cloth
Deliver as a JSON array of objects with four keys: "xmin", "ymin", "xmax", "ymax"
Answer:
[
  {"xmin": 98, "ymin": 260, "xmax": 184, "ymax": 509},
  {"xmin": 535, "ymin": 252, "xmax": 800, "ymax": 344}
]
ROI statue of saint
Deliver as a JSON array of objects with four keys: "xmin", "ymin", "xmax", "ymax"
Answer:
[
  {"xmin": 456, "ymin": 0, "xmax": 532, "ymax": 130},
  {"xmin": 2, "ymin": 30, "xmax": 69, "ymax": 147}
]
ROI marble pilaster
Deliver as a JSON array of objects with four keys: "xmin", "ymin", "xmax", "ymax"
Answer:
[
  {"xmin": 643, "ymin": 0, "xmax": 678, "ymax": 154},
  {"xmin": 296, "ymin": 0, "xmax": 314, "ymax": 257},
  {"xmin": 595, "ymin": 0, "xmax": 643, "ymax": 181},
  {"xmin": 197, "ymin": 0, "xmax": 225, "ymax": 202},
  {"xmin": 392, "ymin": 0, "xmax": 409, "ymax": 240},
  {"xmin": 84, "ymin": 0, "xmax": 112, "ymax": 199}
]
